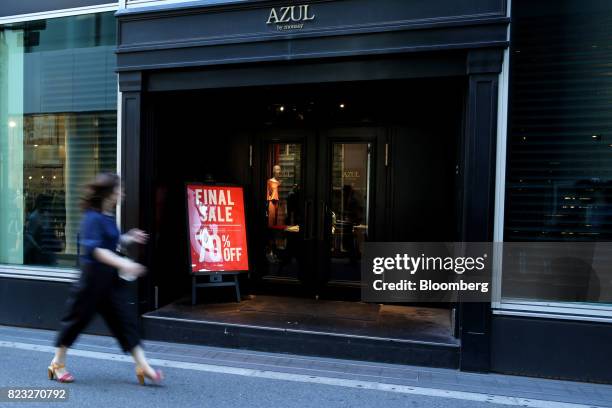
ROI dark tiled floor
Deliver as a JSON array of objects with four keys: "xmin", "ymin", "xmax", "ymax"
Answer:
[{"xmin": 145, "ymin": 295, "xmax": 457, "ymax": 345}]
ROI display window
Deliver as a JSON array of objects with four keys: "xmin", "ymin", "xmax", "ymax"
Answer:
[{"xmin": 0, "ymin": 12, "xmax": 117, "ymax": 269}]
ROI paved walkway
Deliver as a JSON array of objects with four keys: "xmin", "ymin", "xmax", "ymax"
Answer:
[{"xmin": 1, "ymin": 325, "xmax": 611, "ymax": 408}]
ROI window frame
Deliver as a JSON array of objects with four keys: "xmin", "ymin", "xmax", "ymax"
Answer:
[
  {"xmin": 0, "ymin": 3, "xmax": 119, "ymax": 25},
  {"xmin": 493, "ymin": 0, "xmax": 612, "ymax": 322},
  {"xmin": 0, "ymin": 2, "xmax": 122, "ymax": 282},
  {"xmin": 125, "ymin": 0, "xmax": 225, "ymax": 10}
]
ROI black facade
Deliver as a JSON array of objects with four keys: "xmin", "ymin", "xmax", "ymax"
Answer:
[
  {"xmin": 492, "ymin": 0, "xmax": 612, "ymax": 384},
  {"xmin": 5, "ymin": 0, "xmax": 610, "ymax": 385},
  {"xmin": 114, "ymin": 0, "xmax": 508, "ymax": 373}
]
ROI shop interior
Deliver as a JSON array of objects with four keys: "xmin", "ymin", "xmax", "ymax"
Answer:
[{"xmin": 144, "ymin": 77, "xmax": 464, "ymax": 344}]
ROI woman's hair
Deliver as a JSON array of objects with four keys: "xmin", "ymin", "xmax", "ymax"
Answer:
[{"xmin": 81, "ymin": 173, "xmax": 120, "ymax": 211}]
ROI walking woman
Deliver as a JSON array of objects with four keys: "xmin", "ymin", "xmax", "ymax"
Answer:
[{"xmin": 48, "ymin": 173, "xmax": 163, "ymax": 385}]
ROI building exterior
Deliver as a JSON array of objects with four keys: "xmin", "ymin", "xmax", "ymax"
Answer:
[{"xmin": 0, "ymin": 0, "xmax": 610, "ymax": 383}]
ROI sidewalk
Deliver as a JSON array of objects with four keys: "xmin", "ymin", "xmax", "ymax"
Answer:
[{"xmin": 1, "ymin": 324, "xmax": 611, "ymax": 407}]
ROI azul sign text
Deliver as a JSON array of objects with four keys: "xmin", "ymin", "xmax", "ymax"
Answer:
[{"xmin": 267, "ymin": 4, "xmax": 315, "ymax": 31}]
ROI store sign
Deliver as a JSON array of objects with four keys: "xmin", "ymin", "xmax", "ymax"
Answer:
[
  {"xmin": 266, "ymin": 4, "xmax": 316, "ymax": 31},
  {"xmin": 186, "ymin": 184, "xmax": 249, "ymax": 272},
  {"xmin": 343, "ymin": 170, "xmax": 361, "ymax": 178}
]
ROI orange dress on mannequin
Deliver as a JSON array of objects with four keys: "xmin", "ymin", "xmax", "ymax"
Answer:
[{"xmin": 267, "ymin": 178, "xmax": 280, "ymax": 227}]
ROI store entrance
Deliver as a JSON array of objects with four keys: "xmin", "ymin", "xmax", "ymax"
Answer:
[
  {"xmin": 254, "ymin": 128, "xmax": 381, "ymax": 299},
  {"xmin": 146, "ymin": 78, "xmax": 463, "ymax": 349}
]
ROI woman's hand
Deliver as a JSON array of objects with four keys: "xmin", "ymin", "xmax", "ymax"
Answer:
[
  {"xmin": 124, "ymin": 229, "xmax": 149, "ymax": 245},
  {"xmin": 119, "ymin": 259, "xmax": 147, "ymax": 278},
  {"xmin": 93, "ymin": 248, "xmax": 147, "ymax": 278}
]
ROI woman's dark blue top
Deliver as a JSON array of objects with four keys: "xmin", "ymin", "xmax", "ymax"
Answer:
[{"xmin": 80, "ymin": 210, "xmax": 119, "ymax": 265}]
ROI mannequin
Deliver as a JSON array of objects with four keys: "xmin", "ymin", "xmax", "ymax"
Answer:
[{"xmin": 267, "ymin": 165, "xmax": 281, "ymax": 227}]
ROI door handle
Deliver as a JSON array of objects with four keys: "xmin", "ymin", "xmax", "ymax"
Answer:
[
  {"xmin": 318, "ymin": 201, "xmax": 327, "ymax": 241},
  {"xmin": 304, "ymin": 199, "xmax": 314, "ymax": 240}
]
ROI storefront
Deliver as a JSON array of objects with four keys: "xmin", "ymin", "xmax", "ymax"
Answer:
[
  {"xmin": 3, "ymin": 0, "xmax": 612, "ymax": 384},
  {"xmin": 113, "ymin": 0, "xmax": 507, "ymax": 372}
]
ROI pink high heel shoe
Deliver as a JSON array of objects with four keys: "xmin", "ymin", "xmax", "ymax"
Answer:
[
  {"xmin": 135, "ymin": 366, "xmax": 164, "ymax": 386},
  {"xmin": 47, "ymin": 362, "xmax": 74, "ymax": 383}
]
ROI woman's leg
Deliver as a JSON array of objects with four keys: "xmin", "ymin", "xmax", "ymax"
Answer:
[
  {"xmin": 55, "ymin": 302, "xmax": 96, "ymax": 351},
  {"xmin": 52, "ymin": 346, "xmax": 68, "ymax": 364},
  {"xmin": 130, "ymin": 345, "xmax": 156, "ymax": 377},
  {"xmin": 51, "ymin": 286, "xmax": 96, "ymax": 379},
  {"xmin": 100, "ymin": 281, "xmax": 159, "ymax": 378},
  {"xmin": 53, "ymin": 274, "xmax": 98, "ymax": 369},
  {"xmin": 101, "ymin": 303, "xmax": 158, "ymax": 378},
  {"xmin": 50, "ymin": 346, "xmax": 69, "ymax": 378},
  {"xmin": 99, "ymin": 279, "xmax": 140, "ymax": 349}
]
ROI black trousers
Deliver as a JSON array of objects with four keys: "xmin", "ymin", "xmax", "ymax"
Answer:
[{"xmin": 55, "ymin": 262, "xmax": 140, "ymax": 353}]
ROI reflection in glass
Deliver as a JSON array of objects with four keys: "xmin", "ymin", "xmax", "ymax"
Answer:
[
  {"xmin": 502, "ymin": 243, "xmax": 610, "ymax": 303},
  {"xmin": 264, "ymin": 143, "xmax": 303, "ymax": 279},
  {"xmin": 0, "ymin": 28, "xmax": 25, "ymax": 265},
  {"xmin": 504, "ymin": 1, "xmax": 612, "ymax": 305},
  {"xmin": 0, "ymin": 12, "xmax": 117, "ymax": 268},
  {"xmin": 22, "ymin": 112, "xmax": 116, "ymax": 267},
  {"xmin": 329, "ymin": 143, "xmax": 371, "ymax": 282}
]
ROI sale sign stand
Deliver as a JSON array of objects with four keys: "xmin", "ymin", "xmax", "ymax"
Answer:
[
  {"xmin": 191, "ymin": 271, "xmax": 241, "ymax": 304},
  {"xmin": 185, "ymin": 182, "xmax": 249, "ymax": 305}
]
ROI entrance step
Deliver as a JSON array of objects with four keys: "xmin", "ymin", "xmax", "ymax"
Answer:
[{"xmin": 142, "ymin": 296, "xmax": 459, "ymax": 369}]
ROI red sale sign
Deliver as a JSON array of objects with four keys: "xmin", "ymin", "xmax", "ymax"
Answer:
[{"xmin": 186, "ymin": 184, "xmax": 249, "ymax": 272}]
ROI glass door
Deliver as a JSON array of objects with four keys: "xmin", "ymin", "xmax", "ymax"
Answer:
[
  {"xmin": 253, "ymin": 129, "xmax": 318, "ymax": 295},
  {"xmin": 262, "ymin": 142, "xmax": 304, "ymax": 280},
  {"xmin": 253, "ymin": 128, "xmax": 382, "ymax": 298},
  {"xmin": 316, "ymin": 128, "xmax": 382, "ymax": 297},
  {"xmin": 328, "ymin": 142, "xmax": 371, "ymax": 281}
]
